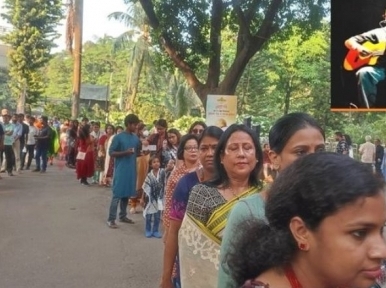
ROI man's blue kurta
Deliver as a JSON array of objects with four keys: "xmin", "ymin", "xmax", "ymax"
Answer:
[{"xmin": 109, "ymin": 132, "xmax": 140, "ymax": 198}]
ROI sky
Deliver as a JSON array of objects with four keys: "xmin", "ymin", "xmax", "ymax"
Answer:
[{"xmin": 0, "ymin": 0, "xmax": 129, "ymax": 52}]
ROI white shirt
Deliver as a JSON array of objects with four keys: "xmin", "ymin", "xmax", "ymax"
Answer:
[
  {"xmin": 27, "ymin": 125, "xmax": 38, "ymax": 145},
  {"xmin": 90, "ymin": 130, "xmax": 105, "ymax": 140}
]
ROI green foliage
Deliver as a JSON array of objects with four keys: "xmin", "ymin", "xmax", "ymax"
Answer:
[
  {"xmin": 148, "ymin": 0, "xmax": 329, "ymax": 71},
  {"xmin": 108, "ymin": 111, "xmax": 127, "ymax": 126},
  {"xmin": 0, "ymin": 67, "xmax": 14, "ymax": 108},
  {"xmin": 45, "ymin": 36, "xmax": 129, "ymax": 104},
  {"xmin": 234, "ymin": 23, "xmax": 348, "ymax": 134},
  {"xmin": 164, "ymin": 70, "xmax": 203, "ymax": 118},
  {"xmin": 79, "ymin": 103, "xmax": 107, "ymax": 122},
  {"xmin": 171, "ymin": 115, "xmax": 205, "ymax": 135},
  {"xmin": 44, "ymin": 52, "xmax": 72, "ymax": 99},
  {"xmin": 236, "ymin": 114, "xmax": 273, "ymax": 137},
  {"xmin": 0, "ymin": 0, "xmax": 63, "ymax": 105},
  {"xmin": 44, "ymin": 102, "xmax": 71, "ymax": 120},
  {"xmin": 342, "ymin": 113, "xmax": 386, "ymax": 144}
]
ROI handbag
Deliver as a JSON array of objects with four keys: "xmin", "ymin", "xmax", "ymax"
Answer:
[{"xmin": 76, "ymin": 151, "xmax": 86, "ymax": 160}]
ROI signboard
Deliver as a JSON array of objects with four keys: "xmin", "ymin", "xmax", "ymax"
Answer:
[{"xmin": 206, "ymin": 95, "xmax": 237, "ymax": 130}]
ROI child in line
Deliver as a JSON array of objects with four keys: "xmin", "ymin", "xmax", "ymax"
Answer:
[{"xmin": 141, "ymin": 156, "xmax": 165, "ymax": 238}]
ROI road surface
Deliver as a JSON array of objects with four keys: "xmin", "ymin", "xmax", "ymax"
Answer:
[{"xmin": 0, "ymin": 161, "xmax": 163, "ymax": 288}]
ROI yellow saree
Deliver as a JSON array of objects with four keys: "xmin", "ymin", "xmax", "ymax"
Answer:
[{"xmin": 178, "ymin": 186, "xmax": 258, "ymax": 288}]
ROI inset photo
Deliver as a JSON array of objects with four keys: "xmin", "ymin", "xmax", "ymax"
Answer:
[{"xmin": 331, "ymin": 0, "xmax": 386, "ymax": 111}]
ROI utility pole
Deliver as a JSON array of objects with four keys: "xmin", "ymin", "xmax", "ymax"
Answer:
[{"xmin": 71, "ymin": 0, "xmax": 83, "ymax": 119}]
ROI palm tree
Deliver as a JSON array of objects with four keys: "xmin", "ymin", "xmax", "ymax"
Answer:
[
  {"xmin": 108, "ymin": 2, "xmax": 157, "ymax": 111},
  {"xmin": 165, "ymin": 70, "xmax": 202, "ymax": 119}
]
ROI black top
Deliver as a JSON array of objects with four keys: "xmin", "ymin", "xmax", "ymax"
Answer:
[
  {"xmin": 376, "ymin": 144, "xmax": 384, "ymax": 163},
  {"xmin": 20, "ymin": 123, "xmax": 29, "ymax": 146},
  {"xmin": 36, "ymin": 126, "xmax": 52, "ymax": 149}
]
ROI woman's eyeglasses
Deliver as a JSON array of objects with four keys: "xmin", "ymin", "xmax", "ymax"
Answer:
[
  {"xmin": 192, "ymin": 129, "xmax": 204, "ymax": 134},
  {"xmin": 184, "ymin": 146, "xmax": 199, "ymax": 152}
]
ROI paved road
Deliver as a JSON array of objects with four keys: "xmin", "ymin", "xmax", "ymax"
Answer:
[{"xmin": 0, "ymin": 161, "xmax": 163, "ymax": 288}]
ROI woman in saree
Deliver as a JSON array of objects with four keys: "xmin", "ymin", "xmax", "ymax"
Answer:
[
  {"xmin": 163, "ymin": 134, "xmax": 201, "ymax": 238},
  {"xmin": 97, "ymin": 124, "xmax": 114, "ymax": 185},
  {"xmin": 179, "ymin": 124, "xmax": 263, "ymax": 288},
  {"xmin": 47, "ymin": 121, "xmax": 60, "ymax": 165},
  {"xmin": 161, "ymin": 126, "xmax": 224, "ymax": 288},
  {"xmin": 130, "ymin": 123, "xmax": 151, "ymax": 214},
  {"xmin": 103, "ymin": 126, "xmax": 123, "ymax": 186},
  {"xmin": 162, "ymin": 128, "xmax": 181, "ymax": 168},
  {"xmin": 147, "ymin": 119, "xmax": 168, "ymax": 168},
  {"xmin": 217, "ymin": 112, "xmax": 326, "ymax": 288},
  {"xmin": 66, "ymin": 120, "xmax": 79, "ymax": 169}
]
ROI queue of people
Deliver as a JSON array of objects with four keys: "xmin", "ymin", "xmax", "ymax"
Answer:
[
  {"xmin": 0, "ymin": 109, "xmax": 60, "ymax": 178},
  {"xmin": 158, "ymin": 112, "xmax": 385, "ymax": 288},
  {"xmin": 2, "ymin": 109, "xmax": 386, "ymax": 288}
]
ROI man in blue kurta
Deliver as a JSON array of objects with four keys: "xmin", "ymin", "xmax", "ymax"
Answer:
[{"xmin": 107, "ymin": 114, "xmax": 141, "ymax": 228}]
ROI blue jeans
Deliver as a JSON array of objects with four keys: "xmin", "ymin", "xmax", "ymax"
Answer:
[
  {"xmin": 35, "ymin": 146, "xmax": 48, "ymax": 171},
  {"xmin": 107, "ymin": 196, "xmax": 128, "ymax": 222},
  {"xmin": 145, "ymin": 211, "xmax": 161, "ymax": 233},
  {"xmin": 357, "ymin": 66, "xmax": 386, "ymax": 108}
]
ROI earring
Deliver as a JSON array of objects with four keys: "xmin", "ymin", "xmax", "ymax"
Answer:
[{"xmin": 298, "ymin": 243, "xmax": 306, "ymax": 250}]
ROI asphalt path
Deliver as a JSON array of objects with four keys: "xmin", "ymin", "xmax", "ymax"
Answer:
[{"xmin": 0, "ymin": 161, "xmax": 163, "ymax": 288}]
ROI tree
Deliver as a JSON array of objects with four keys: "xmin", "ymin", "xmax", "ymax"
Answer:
[
  {"xmin": 0, "ymin": 66, "xmax": 14, "ymax": 109},
  {"xmin": 234, "ymin": 24, "xmax": 350, "ymax": 135},
  {"xmin": 44, "ymin": 52, "xmax": 73, "ymax": 99},
  {"xmin": 108, "ymin": 2, "xmax": 157, "ymax": 110},
  {"xmin": 165, "ymin": 70, "xmax": 202, "ymax": 118},
  {"xmin": 0, "ymin": 0, "xmax": 63, "ymax": 112},
  {"xmin": 132, "ymin": 0, "xmax": 329, "ymax": 107}
]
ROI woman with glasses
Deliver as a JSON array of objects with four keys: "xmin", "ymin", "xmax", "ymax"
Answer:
[
  {"xmin": 188, "ymin": 121, "xmax": 207, "ymax": 136},
  {"xmin": 178, "ymin": 124, "xmax": 263, "ymax": 288},
  {"xmin": 163, "ymin": 134, "xmax": 201, "ymax": 241}
]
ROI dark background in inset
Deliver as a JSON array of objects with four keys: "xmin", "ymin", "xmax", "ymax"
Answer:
[{"xmin": 331, "ymin": 0, "xmax": 386, "ymax": 108}]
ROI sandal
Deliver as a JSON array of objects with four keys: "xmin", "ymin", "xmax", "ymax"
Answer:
[{"xmin": 119, "ymin": 217, "xmax": 134, "ymax": 224}]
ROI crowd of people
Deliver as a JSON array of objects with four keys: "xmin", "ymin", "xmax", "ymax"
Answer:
[
  {"xmin": 0, "ymin": 109, "xmax": 60, "ymax": 178},
  {"xmin": 1, "ymin": 109, "xmax": 386, "ymax": 288},
  {"xmin": 334, "ymin": 131, "xmax": 386, "ymax": 182}
]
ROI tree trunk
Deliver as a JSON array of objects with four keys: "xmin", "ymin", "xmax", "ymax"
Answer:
[
  {"xmin": 16, "ymin": 85, "xmax": 26, "ymax": 113},
  {"xmin": 71, "ymin": 0, "xmax": 83, "ymax": 119},
  {"xmin": 125, "ymin": 50, "xmax": 145, "ymax": 111},
  {"xmin": 283, "ymin": 82, "xmax": 291, "ymax": 115}
]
